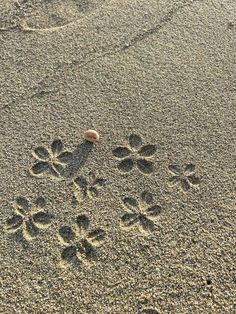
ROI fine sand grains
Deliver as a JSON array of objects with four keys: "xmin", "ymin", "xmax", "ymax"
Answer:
[{"xmin": 0, "ymin": 0, "xmax": 235, "ymax": 313}]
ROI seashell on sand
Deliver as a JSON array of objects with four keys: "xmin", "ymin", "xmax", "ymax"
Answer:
[{"xmin": 83, "ymin": 129, "xmax": 100, "ymax": 143}]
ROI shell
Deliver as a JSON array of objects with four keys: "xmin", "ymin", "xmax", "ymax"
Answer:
[{"xmin": 83, "ymin": 130, "xmax": 100, "ymax": 143}]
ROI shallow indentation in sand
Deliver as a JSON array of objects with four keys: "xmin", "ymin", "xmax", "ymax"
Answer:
[
  {"xmin": 58, "ymin": 215, "xmax": 106, "ymax": 268},
  {"xmin": 5, "ymin": 196, "xmax": 53, "ymax": 242},
  {"xmin": 0, "ymin": 0, "xmax": 107, "ymax": 32},
  {"xmin": 121, "ymin": 191, "xmax": 162, "ymax": 235},
  {"xmin": 21, "ymin": 0, "xmax": 107, "ymax": 30},
  {"xmin": 113, "ymin": 134, "xmax": 157, "ymax": 174}
]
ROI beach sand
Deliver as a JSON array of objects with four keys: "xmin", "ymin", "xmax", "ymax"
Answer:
[{"xmin": 0, "ymin": 0, "xmax": 235, "ymax": 313}]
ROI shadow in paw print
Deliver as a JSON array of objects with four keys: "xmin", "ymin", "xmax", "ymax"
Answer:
[
  {"xmin": 143, "ymin": 309, "xmax": 160, "ymax": 314},
  {"xmin": 60, "ymin": 241, "xmax": 97, "ymax": 267},
  {"xmin": 77, "ymin": 239, "xmax": 98, "ymax": 262},
  {"xmin": 113, "ymin": 134, "xmax": 156, "ymax": 175},
  {"xmin": 59, "ymin": 215, "xmax": 105, "ymax": 268},
  {"xmin": 61, "ymin": 246, "xmax": 82, "ymax": 268},
  {"xmin": 8, "ymin": 229, "xmax": 29, "ymax": 249}
]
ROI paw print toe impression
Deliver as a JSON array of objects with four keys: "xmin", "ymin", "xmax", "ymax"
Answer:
[
  {"xmin": 58, "ymin": 215, "xmax": 105, "ymax": 268},
  {"xmin": 72, "ymin": 171, "xmax": 106, "ymax": 203},
  {"xmin": 168, "ymin": 164, "xmax": 200, "ymax": 192},
  {"xmin": 113, "ymin": 134, "xmax": 156, "ymax": 174},
  {"xmin": 3, "ymin": 130, "xmax": 202, "ymax": 278},
  {"xmin": 30, "ymin": 139, "xmax": 73, "ymax": 180},
  {"xmin": 5, "ymin": 196, "xmax": 53, "ymax": 241},
  {"xmin": 121, "ymin": 191, "xmax": 162, "ymax": 235}
]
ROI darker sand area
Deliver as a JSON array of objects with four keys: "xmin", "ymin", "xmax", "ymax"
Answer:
[{"xmin": 0, "ymin": 0, "xmax": 235, "ymax": 313}]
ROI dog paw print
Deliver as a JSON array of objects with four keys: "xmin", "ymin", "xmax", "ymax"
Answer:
[
  {"xmin": 120, "ymin": 191, "xmax": 162, "ymax": 234},
  {"xmin": 72, "ymin": 172, "xmax": 106, "ymax": 203},
  {"xmin": 30, "ymin": 139, "xmax": 73, "ymax": 180},
  {"xmin": 58, "ymin": 215, "xmax": 105, "ymax": 268},
  {"xmin": 112, "ymin": 134, "xmax": 156, "ymax": 174},
  {"xmin": 168, "ymin": 164, "xmax": 200, "ymax": 192},
  {"xmin": 4, "ymin": 196, "xmax": 53, "ymax": 241}
]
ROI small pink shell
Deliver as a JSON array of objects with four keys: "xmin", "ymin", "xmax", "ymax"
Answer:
[{"xmin": 84, "ymin": 129, "xmax": 100, "ymax": 143}]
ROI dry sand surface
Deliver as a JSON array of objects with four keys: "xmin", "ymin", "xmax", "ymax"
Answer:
[{"xmin": 0, "ymin": 0, "xmax": 235, "ymax": 313}]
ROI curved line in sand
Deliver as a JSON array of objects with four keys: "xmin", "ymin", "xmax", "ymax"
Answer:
[
  {"xmin": 0, "ymin": 1, "xmax": 111, "ymax": 34},
  {"xmin": 19, "ymin": 18, "xmax": 79, "ymax": 33},
  {"xmin": 18, "ymin": 0, "xmax": 111, "ymax": 34}
]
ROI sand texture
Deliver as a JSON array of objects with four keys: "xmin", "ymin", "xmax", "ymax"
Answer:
[{"xmin": 0, "ymin": 0, "xmax": 235, "ymax": 313}]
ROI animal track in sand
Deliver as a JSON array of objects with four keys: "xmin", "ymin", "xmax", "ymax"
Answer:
[
  {"xmin": 72, "ymin": 171, "xmax": 106, "ymax": 203},
  {"xmin": 30, "ymin": 139, "xmax": 73, "ymax": 180},
  {"xmin": 120, "ymin": 191, "xmax": 162, "ymax": 235},
  {"xmin": 4, "ymin": 196, "xmax": 53, "ymax": 241},
  {"xmin": 168, "ymin": 163, "xmax": 200, "ymax": 192},
  {"xmin": 113, "ymin": 134, "xmax": 157, "ymax": 174},
  {"xmin": 58, "ymin": 215, "xmax": 105, "ymax": 268},
  {"xmin": 13, "ymin": 0, "xmax": 107, "ymax": 32}
]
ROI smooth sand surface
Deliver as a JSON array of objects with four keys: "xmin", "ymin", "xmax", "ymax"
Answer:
[{"xmin": 0, "ymin": 0, "xmax": 235, "ymax": 313}]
